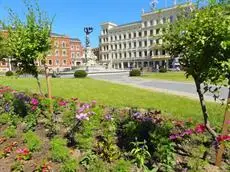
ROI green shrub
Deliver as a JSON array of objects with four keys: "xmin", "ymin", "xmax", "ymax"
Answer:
[
  {"xmin": 112, "ymin": 159, "xmax": 132, "ymax": 172},
  {"xmin": 5, "ymin": 71, "xmax": 14, "ymax": 76},
  {"xmin": 23, "ymin": 131, "xmax": 42, "ymax": 152},
  {"xmin": 74, "ymin": 70, "xmax": 87, "ymax": 78},
  {"xmin": 60, "ymin": 158, "xmax": 78, "ymax": 172},
  {"xmin": 159, "ymin": 67, "xmax": 167, "ymax": 73},
  {"xmin": 88, "ymin": 157, "xmax": 109, "ymax": 172},
  {"xmin": 50, "ymin": 137, "xmax": 70, "ymax": 162},
  {"xmin": 0, "ymin": 113, "xmax": 11, "ymax": 124},
  {"xmin": 129, "ymin": 69, "xmax": 141, "ymax": 77},
  {"xmin": 3, "ymin": 126, "xmax": 17, "ymax": 138}
]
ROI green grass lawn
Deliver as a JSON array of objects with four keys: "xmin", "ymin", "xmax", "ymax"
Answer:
[
  {"xmin": 0, "ymin": 77, "xmax": 225, "ymax": 126},
  {"xmin": 141, "ymin": 71, "xmax": 193, "ymax": 82}
]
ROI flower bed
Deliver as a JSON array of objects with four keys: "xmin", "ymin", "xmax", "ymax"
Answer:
[{"xmin": 0, "ymin": 85, "xmax": 229, "ymax": 171}]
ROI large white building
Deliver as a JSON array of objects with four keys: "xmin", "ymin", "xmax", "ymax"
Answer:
[{"xmin": 99, "ymin": 2, "xmax": 192, "ymax": 70}]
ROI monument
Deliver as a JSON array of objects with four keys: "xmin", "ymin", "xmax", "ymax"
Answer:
[{"xmin": 83, "ymin": 27, "xmax": 97, "ymax": 71}]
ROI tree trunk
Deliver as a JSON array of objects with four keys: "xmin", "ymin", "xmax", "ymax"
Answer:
[
  {"xmin": 44, "ymin": 65, "xmax": 53, "ymax": 113},
  {"xmin": 215, "ymin": 79, "xmax": 230, "ymax": 167},
  {"xmin": 195, "ymin": 81, "xmax": 217, "ymax": 139},
  {"xmin": 35, "ymin": 76, "xmax": 43, "ymax": 95}
]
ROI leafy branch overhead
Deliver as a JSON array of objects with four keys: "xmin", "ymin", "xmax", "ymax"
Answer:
[{"xmin": 4, "ymin": 0, "xmax": 53, "ymax": 78}]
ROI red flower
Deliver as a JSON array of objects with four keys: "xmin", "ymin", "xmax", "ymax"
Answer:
[
  {"xmin": 195, "ymin": 124, "xmax": 206, "ymax": 133},
  {"xmin": 217, "ymin": 135, "xmax": 230, "ymax": 142},
  {"xmin": 59, "ymin": 101, "xmax": 67, "ymax": 106}
]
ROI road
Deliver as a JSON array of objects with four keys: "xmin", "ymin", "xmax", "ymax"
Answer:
[{"xmin": 89, "ymin": 72, "xmax": 228, "ymax": 102}]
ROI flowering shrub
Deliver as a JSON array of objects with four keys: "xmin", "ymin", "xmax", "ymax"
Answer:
[{"xmin": 16, "ymin": 148, "xmax": 32, "ymax": 161}]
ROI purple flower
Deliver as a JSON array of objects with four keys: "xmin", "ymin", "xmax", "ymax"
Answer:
[
  {"xmin": 77, "ymin": 107, "xmax": 85, "ymax": 113},
  {"xmin": 83, "ymin": 104, "xmax": 90, "ymax": 109},
  {"xmin": 5, "ymin": 103, "xmax": 10, "ymax": 112},
  {"xmin": 169, "ymin": 134, "xmax": 179, "ymax": 140},
  {"xmin": 132, "ymin": 112, "xmax": 142, "ymax": 119},
  {"xmin": 31, "ymin": 98, "xmax": 39, "ymax": 106},
  {"xmin": 180, "ymin": 129, "xmax": 193, "ymax": 137},
  {"xmin": 105, "ymin": 114, "xmax": 113, "ymax": 121},
  {"xmin": 76, "ymin": 113, "xmax": 89, "ymax": 121}
]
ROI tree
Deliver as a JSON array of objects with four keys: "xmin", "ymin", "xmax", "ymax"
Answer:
[
  {"xmin": 4, "ymin": 0, "xmax": 53, "ymax": 94},
  {"xmin": 163, "ymin": 1, "xmax": 230, "ymax": 166},
  {"xmin": 163, "ymin": 3, "xmax": 230, "ymax": 139}
]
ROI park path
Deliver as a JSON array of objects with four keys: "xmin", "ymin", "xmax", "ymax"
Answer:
[{"xmin": 89, "ymin": 72, "xmax": 228, "ymax": 102}]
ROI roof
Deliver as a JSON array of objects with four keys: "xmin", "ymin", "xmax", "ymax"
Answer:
[
  {"xmin": 51, "ymin": 32, "xmax": 67, "ymax": 37},
  {"xmin": 70, "ymin": 38, "xmax": 80, "ymax": 42},
  {"xmin": 118, "ymin": 21, "xmax": 141, "ymax": 27}
]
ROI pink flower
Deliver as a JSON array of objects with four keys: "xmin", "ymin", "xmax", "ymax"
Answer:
[
  {"xmin": 217, "ymin": 135, "xmax": 230, "ymax": 142},
  {"xmin": 169, "ymin": 134, "xmax": 179, "ymax": 140},
  {"xmin": 31, "ymin": 106, "xmax": 37, "ymax": 111},
  {"xmin": 180, "ymin": 129, "xmax": 193, "ymax": 137},
  {"xmin": 59, "ymin": 101, "xmax": 67, "ymax": 106},
  {"xmin": 195, "ymin": 124, "xmax": 206, "ymax": 133},
  {"xmin": 226, "ymin": 120, "xmax": 230, "ymax": 125},
  {"xmin": 83, "ymin": 104, "xmax": 90, "ymax": 109},
  {"xmin": 76, "ymin": 113, "xmax": 89, "ymax": 121},
  {"xmin": 31, "ymin": 98, "xmax": 39, "ymax": 106}
]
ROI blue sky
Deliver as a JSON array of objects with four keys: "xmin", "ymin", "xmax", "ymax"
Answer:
[{"xmin": 0, "ymin": 0, "xmax": 190, "ymax": 47}]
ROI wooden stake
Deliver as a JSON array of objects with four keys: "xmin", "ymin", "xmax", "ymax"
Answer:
[
  {"xmin": 44, "ymin": 65, "xmax": 53, "ymax": 114},
  {"xmin": 215, "ymin": 90, "xmax": 230, "ymax": 167}
]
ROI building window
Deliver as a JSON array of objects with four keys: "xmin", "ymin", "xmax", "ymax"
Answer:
[
  {"xmin": 124, "ymin": 34, "xmax": 126, "ymax": 39},
  {"xmin": 63, "ymin": 60, "xmax": 66, "ymax": 65},
  {"xmin": 48, "ymin": 60, "xmax": 52, "ymax": 65},
  {"xmin": 155, "ymin": 50, "xmax": 159, "ymax": 56},
  {"xmin": 62, "ymin": 42, "xmax": 66, "ymax": 48},
  {"xmin": 150, "ymin": 30, "xmax": 153, "ymax": 35},
  {"xmin": 62, "ymin": 50, "xmax": 67, "ymax": 56},
  {"xmin": 139, "ymin": 32, "xmax": 142, "ymax": 37},
  {"xmin": 145, "ymin": 51, "xmax": 147, "ymax": 57},
  {"xmin": 156, "ymin": 29, "xmax": 160, "ymax": 35},
  {"xmin": 129, "ymin": 52, "xmax": 131, "ymax": 58},
  {"xmin": 129, "ymin": 43, "xmax": 131, "ymax": 49},
  {"xmin": 71, "ymin": 45, "xmax": 74, "ymax": 50},
  {"xmin": 56, "ymin": 60, "xmax": 59, "ymax": 65},
  {"xmin": 55, "ymin": 50, "xmax": 59, "ymax": 56},
  {"xmin": 119, "ymin": 44, "xmax": 122, "ymax": 49},
  {"xmin": 144, "ymin": 21, "xmax": 147, "ymax": 27},
  {"xmin": 139, "ymin": 41, "xmax": 142, "ymax": 47},
  {"xmin": 139, "ymin": 51, "xmax": 142, "ymax": 57},
  {"xmin": 156, "ymin": 19, "xmax": 160, "ymax": 25},
  {"xmin": 144, "ymin": 31, "xmax": 147, "ymax": 37},
  {"xmin": 129, "ymin": 33, "xmax": 131, "ymax": 39},
  {"xmin": 124, "ymin": 44, "xmax": 126, "ymax": 49},
  {"xmin": 134, "ymin": 32, "xmax": 136, "ymax": 38},
  {"xmin": 72, "ymin": 53, "xmax": 75, "ymax": 58},
  {"xmin": 156, "ymin": 39, "xmax": 160, "ymax": 44},
  {"xmin": 134, "ymin": 52, "xmax": 136, "ymax": 57},
  {"xmin": 162, "ymin": 50, "xmax": 166, "ymax": 55},
  {"xmin": 150, "ymin": 20, "xmax": 153, "ymax": 26},
  {"xmin": 150, "ymin": 40, "xmax": 153, "ymax": 45},
  {"xmin": 77, "ymin": 52, "xmax": 80, "ymax": 57},
  {"xmin": 144, "ymin": 40, "xmax": 147, "ymax": 47},
  {"xmin": 134, "ymin": 42, "xmax": 136, "ymax": 48}
]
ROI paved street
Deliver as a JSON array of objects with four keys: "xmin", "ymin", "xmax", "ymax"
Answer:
[{"xmin": 89, "ymin": 72, "xmax": 229, "ymax": 102}]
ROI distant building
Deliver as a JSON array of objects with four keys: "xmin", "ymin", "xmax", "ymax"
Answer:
[
  {"xmin": 0, "ymin": 32, "xmax": 84, "ymax": 72},
  {"xmin": 99, "ymin": 3, "xmax": 192, "ymax": 70},
  {"xmin": 92, "ymin": 47, "xmax": 100, "ymax": 61}
]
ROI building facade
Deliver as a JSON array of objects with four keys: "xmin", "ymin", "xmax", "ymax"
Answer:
[
  {"xmin": 99, "ymin": 3, "xmax": 192, "ymax": 70},
  {"xmin": 0, "ymin": 32, "xmax": 84, "ymax": 72}
]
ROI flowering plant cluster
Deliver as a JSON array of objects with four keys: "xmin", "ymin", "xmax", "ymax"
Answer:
[
  {"xmin": 75, "ymin": 102, "xmax": 96, "ymax": 121},
  {"xmin": 35, "ymin": 161, "xmax": 52, "ymax": 172},
  {"xmin": 16, "ymin": 148, "xmax": 32, "ymax": 161},
  {"xmin": 0, "ymin": 137, "xmax": 7, "ymax": 144},
  {"xmin": 2, "ymin": 142, "xmax": 18, "ymax": 157},
  {"xmin": 169, "ymin": 124, "xmax": 206, "ymax": 140}
]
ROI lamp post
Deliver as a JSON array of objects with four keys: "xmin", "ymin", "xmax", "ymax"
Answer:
[{"xmin": 84, "ymin": 27, "xmax": 93, "ymax": 71}]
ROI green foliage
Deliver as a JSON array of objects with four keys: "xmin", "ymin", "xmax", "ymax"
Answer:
[
  {"xmin": 24, "ymin": 112, "xmax": 38, "ymax": 131},
  {"xmin": 130, "ymin": 139, "xmax": 151, "ymax": 169},
  {"xmin": 163, "ymin": 3, "xmax": 230, "ymax": 84},
  {"xmin": 3, "ymin": 126, "xmax": 17, "ymax": 138},
  {"xmin": 88, "ymin": 156, "xmax": 109, "ymax": 172},
  {"xmin": 10, "ymin": 161, "xmax": 24, "ymax": 172},
  {"xmin": 60, "ymin": 158, "xmax": 78, "ymax": 172},
  {"xmin": 23, "ymin": 131, "xmax": 42, "ymax": 152},
  {"xmin": 187, "ymin": 145, "xmax": 209, "ymax": 172},
  {"xmin": 13, "ymin": 99, "xmax": 27, "ymax": 117},
  {"xmin": 129, "ymin": 69, "xmax": 141, "ymax": 77},
  {"xmin": 5, "ymin": 0, "xmax": 52, "ymax": 78},
  {"xmin": 74, "ymin": 70, "xmax": 87, "ymax": 78},
  {"xmin": 112, "ymin": 159, "xmax": 132, "ymax": 172},
  {"xmin": 50, "ymin": 136, "xmax": 70, "ymax": 162},
  {"xmin": 5, "ymin": 71, "xmax": 14, "ymax": 76},
  {"xmin": 159, "ymin": 67, "xmax": 167, "ymax": 73},
  {"xmin": 0, "ymin": 113, "xmax": 11, "ymax": 124},
  {"xmin": 80, "ymin": 151, "xmax": 98, "ymax": 170}
]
